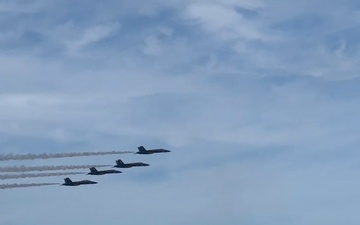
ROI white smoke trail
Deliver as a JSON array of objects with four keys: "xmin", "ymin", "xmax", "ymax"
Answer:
[
  {"xmin": 0, "ymin": 165, "xmax": 112, "ymax": 173},
  {"xmin": 0, "ymin": 150, "xmax": 134, "ymax": 161},
  {"xmin": 0, "ymin": 183, "xmax": 59, "ymax": 190},
  {"xmin": 0, "ymin": 172, "xmax": 83, "ymax": 180}
]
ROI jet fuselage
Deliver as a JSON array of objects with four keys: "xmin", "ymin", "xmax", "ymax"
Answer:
[
  {"xmin": 62, "ymin": 178, "xmax": 97, "ymax": 186},
  {"xmin": 87, "ymin": 169, "xmax": 122, "ymax": 175},
  {"xmin": 114, "ymin": 162, "xmax": 149, "ymax": 168},
  {"xmin": 136, "ymin": 146, "xmax": 171, "ymax": 155}
]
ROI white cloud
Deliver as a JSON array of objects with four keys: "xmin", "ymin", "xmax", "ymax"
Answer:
[{"xmin": 185, "ymin": 2, "xmax": 267, "ymax": 41}]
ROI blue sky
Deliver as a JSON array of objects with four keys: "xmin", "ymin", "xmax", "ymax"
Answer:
[{"xmin": 1, "ymin": 0, "xmax": 360, "ymax": 224}]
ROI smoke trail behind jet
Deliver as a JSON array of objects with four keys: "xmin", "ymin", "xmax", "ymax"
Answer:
[
  {"xmin": 0, "ymin": 150, "xmax": 133, "ymax": 161},
  {"xmin": 0, "ymin": 165, "xmax": 112, "ymax": 173},
  {"xmin": 0, "ymin": 183, "xmax": 59, "ymax": 190},
  {"xmin": 0, "ymin": 172, "xmax": 83, "ymax": 180}
]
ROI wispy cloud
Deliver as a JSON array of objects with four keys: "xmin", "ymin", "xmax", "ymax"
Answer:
[{"xmin": 62, "ymin": 22, "xmax": 121, "ymax": 56}]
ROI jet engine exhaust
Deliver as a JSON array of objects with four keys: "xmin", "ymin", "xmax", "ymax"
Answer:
[
  {"xmin": 0, "ymin": 183, "xmax": 59, "ymax": 190},
  {"xmin": 0, "ymin": 151, "xmax": 134, "ymax": 161},
  {"xmin": 0, "ymin": 165, "xmax": 112, "ymax": 173},
  {"xmin": 0, "ymin": 172, "xmax": 84, "ymax": 180}
]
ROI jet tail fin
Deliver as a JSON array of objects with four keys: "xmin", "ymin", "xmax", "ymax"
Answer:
[
  {"xmin": 64, "ymin": 177, "xmax": 72, "ymax": 184},
  {"xmin": 116, "ymin": 159, "xmax": 124, "ymax": 165},
  {"xmin": 138, "ymin": 146, "xmax": 146, "ymax": 152},
  {"xmin": 90, "ymin": 167, "xmax": 98, "ymax": 173}
]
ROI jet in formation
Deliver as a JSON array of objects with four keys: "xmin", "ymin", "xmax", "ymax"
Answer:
[
  {"xmin": 136, "ymin": 146, "xmax": 171, "ymax": 155},
  {"xmin": 62, "ymin": 177, "xmax": 97, "ymax": 186},
  {"xmin": 113, "ymin": 159, "xmax": 149, "ymax": 168},
  {"xmin": 87, "ymin": 167, "xmax": 122, "ymax": 175}
]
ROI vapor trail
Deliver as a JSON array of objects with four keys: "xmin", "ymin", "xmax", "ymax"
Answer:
[
  {"xmin": 0, "ymin": 183, "xmax": 59, "ymax": 190},
  {"xmin": 0, "ymin": 150, "xmax": 133, "ymax": 161},
  {"xmin": 0, "ymin": 172, "xmax": 83, "ymax": 180},
  {"xmin": 0, "ymin": 165, "xmax": 112, "ymax": 173}
]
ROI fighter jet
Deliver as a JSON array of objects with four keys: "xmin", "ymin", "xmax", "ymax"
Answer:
[
  {"xmin": 135, "ymin": 146, "xmax": 171, "ymax": 155},
  {"xmin": 113, "ymin": 159, "xmax": 150, "ymax": 168},
  {"xmin": 87, "ymin": 167, "xmax": 122, "ymax": 175},
  {"xmin": 62, "ymin": 177, "xmax": 97, "ymax": 186}
]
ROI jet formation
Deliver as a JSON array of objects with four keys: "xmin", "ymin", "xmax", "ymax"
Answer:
[{"xmin": 62, "ymin": 146, "xmax": 170, "ymax": 187}]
